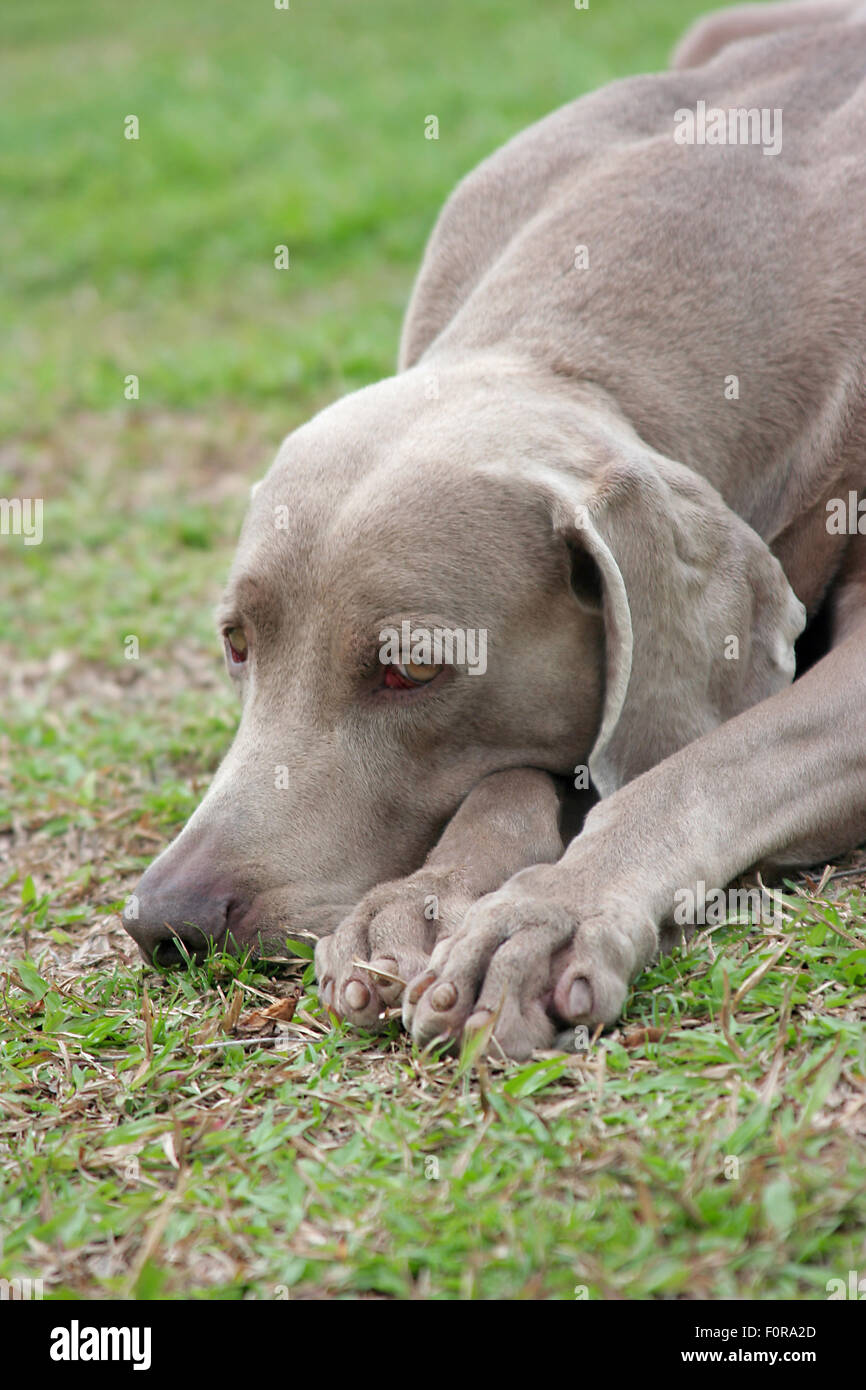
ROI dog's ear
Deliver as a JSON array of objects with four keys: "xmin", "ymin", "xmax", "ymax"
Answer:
[{"xmin": 544, "ymin": 448, "xmax": 806, "ymax": 797}]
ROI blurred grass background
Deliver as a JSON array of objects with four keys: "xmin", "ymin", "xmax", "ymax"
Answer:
[{"xmin": 0, "ymin": 0, "xmax": 708, "ymax": 436}]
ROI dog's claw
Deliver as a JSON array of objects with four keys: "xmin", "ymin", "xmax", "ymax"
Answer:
[
  {"xmin": 343, "ymin": 979, "xmax": 370, "ymax": 1012},
  {"xmin": 430, "ymin": 981, "xmax": 458, "ymax": 1011},
  {"xmin": 407, "ymin": 971, "xmax": 436, "ymax": 1004}
]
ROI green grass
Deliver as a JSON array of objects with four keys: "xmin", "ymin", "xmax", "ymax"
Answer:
[
  {"xmin": 2, "ymin": 0, "xmax": 865, "ymax": 1301},
  {"xmin": 2, "ymin": 904, "xmax": 865, "ymax": 1298},
  {"xmin": 0, "ymin": 0, "xmax": 709, "ymax": 436}
]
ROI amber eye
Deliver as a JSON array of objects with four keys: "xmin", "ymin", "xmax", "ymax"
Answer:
[
  {"xmin": 224, "ymin": 627, "xmax": 248, "ymax": 663},
  {"xmin": 401, "ymin": 661, "xmax": 439, "ymax": 683},
  {"xmin": 383, "ymin": 660, "xmax": 440, "ymax": 689}
]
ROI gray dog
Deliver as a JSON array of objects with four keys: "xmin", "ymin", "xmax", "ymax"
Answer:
[{"xmin": 124, "ymin": 0, "xmax": 866, "ymax": 1059}]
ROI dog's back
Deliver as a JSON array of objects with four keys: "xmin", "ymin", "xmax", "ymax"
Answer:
[{"xmin": 399, "ymin": 6, "xmax": 866, "ymax": 608}]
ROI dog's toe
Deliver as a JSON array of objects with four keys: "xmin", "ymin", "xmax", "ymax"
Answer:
[
  {"xmin": 314, "ymin": 870, "xmax": 469, "ymax": 1029},
  {"xmin": 404, "ymin": 866, "xmax": 646, "ymax": 1058}
]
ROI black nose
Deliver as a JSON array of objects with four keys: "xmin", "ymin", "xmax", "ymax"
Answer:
[{"xmin": 123, "ymin": 853, "xmax": 246, "ymax": 966}]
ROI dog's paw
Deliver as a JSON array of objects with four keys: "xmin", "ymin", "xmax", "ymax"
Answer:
[
  {"xmin": 315, "ymin": 868, "xmax": 474, "ymax": 1029},
  {"xmin": 402, "ymin": 864, "xmax": 658, "ymax": 1060}
]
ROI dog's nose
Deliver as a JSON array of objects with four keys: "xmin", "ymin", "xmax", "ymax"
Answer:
[{"xmin": 123, "ymin": 856, "xmax": 245, "ymax": 966}]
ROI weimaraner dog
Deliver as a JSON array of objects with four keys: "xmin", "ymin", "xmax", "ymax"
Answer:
[{"xmin": 124, "ymin": 0, "xmax": 866, "ymax": 1059}]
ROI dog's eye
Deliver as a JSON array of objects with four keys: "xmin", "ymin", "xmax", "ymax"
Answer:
[
  {"xmin": 224, "ymin": 627, "xmax": 248, "ymax": 664},
  {"xmin": 402, "ymin": 661, "xmax": 439, "ymax": 683},
  {"xmin": 384, "ymin": 661, "xmax": 440, "ymax": 688}
]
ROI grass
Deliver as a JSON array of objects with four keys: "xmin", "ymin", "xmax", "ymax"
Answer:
[
  {"xmin": 1, "ymin": 0, "xmax": 865, "ymax": 1300},
  {"xmin": 3, "ymin": 898, "xmax": 866, "ymax": 1298}
]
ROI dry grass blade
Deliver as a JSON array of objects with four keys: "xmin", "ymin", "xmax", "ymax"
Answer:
[
  {"xmin": 353, "ymin": 959, "xmax": 407, "ymax": 988},
  {"xmin": 731, "ymin": 938, "xmax": 791, "ymax": 1011},
  {"xmin": 720, "ymin": 969, "xmax": 748, "ymax": 1063}
]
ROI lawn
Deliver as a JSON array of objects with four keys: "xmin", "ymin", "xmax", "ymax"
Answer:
[{"xmin": 1, "ymin": 0, "xmax": 865, "ymax": 1301}]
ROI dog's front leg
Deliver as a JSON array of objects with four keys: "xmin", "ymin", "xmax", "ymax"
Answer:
[
  {"xmin": 405, "ymin": 623, "xmax": 866, "ymax": 1059},
  {"xmin": 315, "ymin": 768, "xmax": 564, "ymax": 1028}
]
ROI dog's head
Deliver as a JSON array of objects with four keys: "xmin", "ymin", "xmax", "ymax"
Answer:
[{"xmin": 123, "ymin": 360, "xmax": 804, "ymax": 964}]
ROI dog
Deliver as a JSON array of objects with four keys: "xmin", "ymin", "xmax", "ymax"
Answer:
[{"xmin": 124, "ymin": 0, "xmax": 866, "ymax": 1060}]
